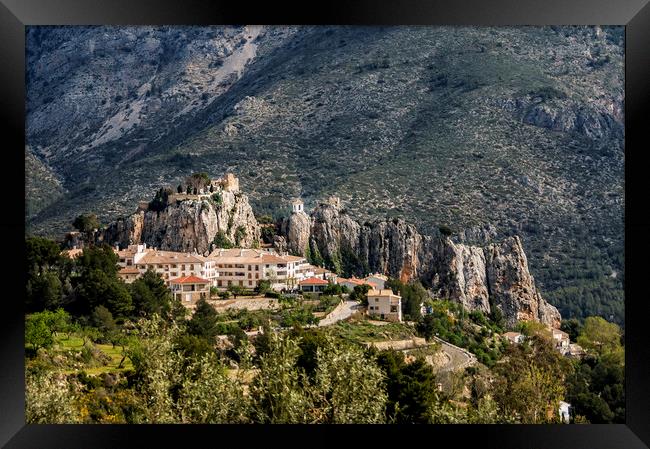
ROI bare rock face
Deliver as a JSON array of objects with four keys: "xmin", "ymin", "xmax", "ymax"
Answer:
[
  {"xmin": 485, "ymin": 236, "xmax": 561, "ymax": 328},
  {"xmin": 358, "ymin": 218, "xmax": 423, "ymax": 282},
  {"xmin": 309, "ymin": 200, "xmax": 361, "ymax": 263},
  {"xmin": 101, "ymin": 211, "xmax": 145, "ymax": 248},
  {"xmin": 430, "ymin": 239, "xmax": 490, "ymax": 314},
  {"xmin": 282, "ymin": 201, "xmax": 423, "ymax": 281},
  {"xmin": 103, "ymin": 190, "xmax": 260, "ymax": 254},
  {"xmin": 281, "ymin": 210, "xmax": 311, "ymax": 256},
  {"xmin": 281, "ymin": 199, "xmax": 561, "ymax": 328}
]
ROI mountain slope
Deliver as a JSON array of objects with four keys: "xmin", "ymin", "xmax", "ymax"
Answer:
[{"xmin": 25, "ymin": 25, "xmax": 624, "ymax": 324}]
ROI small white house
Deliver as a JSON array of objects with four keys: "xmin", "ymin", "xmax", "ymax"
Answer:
[
  {"xmin": 559, "ymin": 401, "xmax": 571, "ymax": 423},
  {"xmin": 292, "ymin": 198, "xmax": 304, "ymax": 214},
  {"xmin": 364, "ymin": 273, "xmax": 388, "ymax": 290},
  {"xmin": 503, "ymin": 332, "xmax": 525, "ymax": 344},
  {"xmin": 552, "ymin": 329, "xmax": 570, "ymax": 354},
  {"xmin": 367, "ymin": 289, "xmax": 402, "ymax": 322}
]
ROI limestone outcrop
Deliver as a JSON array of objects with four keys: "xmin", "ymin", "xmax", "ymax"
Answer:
[
  {"xmin": 485, "ymin": 236, "xmax": 562, "ymax": 328},
  {"xmin": 102, "ymin": 187, "xmax": 260, "ymax": 254},
  {"xmin": 280, "ymin": 198, "xmax": 561, "ymax": 328}
]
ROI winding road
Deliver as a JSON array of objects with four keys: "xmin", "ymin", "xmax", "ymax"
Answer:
[
  {"xmin": 430, "ymin": 336, "xmax": 478, "ymax": 372},
  {"xmin": 318, "ymin": 300, "xmax": 361, "ymax": 327},
  {"xmin": 308, "ymin": 300, "xmax": 477, "ymax": 373}
]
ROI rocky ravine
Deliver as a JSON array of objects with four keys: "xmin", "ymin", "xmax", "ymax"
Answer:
[
  {"xmin": 278, "ymin": 199, "xmax": 561, "ymax": 328},
  {"xmin": 101, "ymin": 188, "xmax": 260, "ymax": 254}
]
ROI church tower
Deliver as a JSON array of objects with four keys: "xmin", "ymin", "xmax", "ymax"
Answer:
[{"xmin": 291, "ymin": 198, "xmax": 304, "ymax": 214}]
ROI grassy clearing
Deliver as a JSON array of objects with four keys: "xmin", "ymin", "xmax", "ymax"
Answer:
[
  {"xmin": 404, "ymin": 343, "xmax": 442, "ymax": 359},
  {"xmin": 328, "ymin": 318, "xmax": 416, "ymax": 344},
  {"xmin": 52, "ymin": 334, "xmax": 133, "ymax": 375}
]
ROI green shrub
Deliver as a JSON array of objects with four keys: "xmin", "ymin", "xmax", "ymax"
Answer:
[{"xmin": 211, "ymin": 192, "xmax": 223, "ymax": 205}]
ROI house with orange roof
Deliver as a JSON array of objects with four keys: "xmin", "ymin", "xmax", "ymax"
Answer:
[
  {"xmin": 170, "ymin": 275, "xmax": 211, "ymax": 305},
  {"xmin": 113, "ymin": 243, "xmax": 218, "ymax": 287},
  {"xmin": 299, "ymin": 276, "xmax": 329, "ymax": 293},
  {"xmin": 118, "ymin": 266, "xmax": 140, "ymax": 284},
  {"xmin": 337, "ymin": 276, "xmax": 378, "ymax": 291},
  {"xmin": 367, "ymin": 289, "xmax": 402, "ymax": 322}
]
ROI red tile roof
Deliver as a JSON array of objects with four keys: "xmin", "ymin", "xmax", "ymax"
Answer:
[
  {"xmin": 170, "ymin": 275, "xmax": 211, "ymax": 284},
  {"xmin": 119, "ymin": 267, "xmax": 140, "ymax": 274},
  {"xmin": 339, "ymin": 277, "xmax": 377, "ymax": 288},
  {"xmin": 299, "ymin": 276, "xmax": 329, "ymax": 286}
]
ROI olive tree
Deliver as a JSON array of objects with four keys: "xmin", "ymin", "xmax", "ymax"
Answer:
[
  {"xmin": 26, "ymin": 370, "xmax": 81, "ymax": 423},
  {"xmin": 248, "ymin": 332, "xmax": 313, "ymax": 423},
  {"xmin": 178, "ymin": 352, "xmax": 249, "ymax": 423},
  {"xmin": 310, "ymin": 335, "xmax": 387, "ymax": 423}
]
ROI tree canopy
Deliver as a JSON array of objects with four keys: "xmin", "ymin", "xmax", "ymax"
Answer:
[{"xmin": 72, "ymin": 213, "xmax": 100, "ymax": 235}]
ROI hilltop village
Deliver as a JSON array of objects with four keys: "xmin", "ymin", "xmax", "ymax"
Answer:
[
  {"xmin": 63, "ymin": 173, "xmax": 579, "ymax": 342},
  {"xmin": 64, "ymin": 173, "xmax": 404, "ymax": 322},
  {"xmin": 25, "ymin": 171, "xmax": 625, "ymax": 426}
]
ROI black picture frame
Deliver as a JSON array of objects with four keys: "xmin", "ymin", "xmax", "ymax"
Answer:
[{"xmin": 2, "ymin": 0, "xmax": 649, "ymax": 447}]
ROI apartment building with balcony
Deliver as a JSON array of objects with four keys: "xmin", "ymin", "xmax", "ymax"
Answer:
[
  {"xmin": 114, "ymin": 244, "xmax": 218, "ymax": 286},
  {"xmin": 208, "ymin": 248, "xmax": 314, "ymax": 291}
]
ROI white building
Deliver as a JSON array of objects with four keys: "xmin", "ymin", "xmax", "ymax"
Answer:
[
  {"xmin": 366, "ymin": 289, "xmax": 402, "ymax": 322},
  {"xmin": 170, "ymin": 275, "xmax": 211, "ymax": 305},
  {"xmin": 208, "ymin": 248, "xmax": 313, "ymax": 291},
  {"xmin": 292, "ymin": 198, "xmax": 305, "ymax": 214},
  {"xmin": 364, "ymin": 273, "xmax": 388, "ymax": 290},
  {"xmin": 114, "ymin": 244, "xmax": 218, "ymax": 287},
  {"xmin": 559, "ymin": 401, "xmax": 571, "ymax": 423},
  {"xmin": 503, "ymin": 332, "xmax": 525, "ymax": 344},
  {"xmin": 337, "ymin": 276, "xmax": 378, "ymax": 291},
  {"xmin": 552, "ymin": 328, "xmax": 571, "ymax": 354}
]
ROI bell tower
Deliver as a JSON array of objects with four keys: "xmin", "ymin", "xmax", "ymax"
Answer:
[{"xmin": 292, "ymin": 198, "xmax": 304, "ymax": 214}]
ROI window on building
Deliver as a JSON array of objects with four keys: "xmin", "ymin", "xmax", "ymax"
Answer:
[
  {"xmin": 248, "ymin": 281, "xmax": 252, "ymax": 286},
  {"xmin": 255, "ymin": 265, "xmax": 259, "ymax": 271},
  {"xmin": 239, "ymin": 281, "xmax": 243, "ymax": 286},
  {"xmin": 248, "ymin": 265, "xmax": 252, "ymax": 271},
  {"xmin": 218, "ymin": 280, "xmax": 222, "ymax": 287},
  {"xmin": 375, "ymin": 298, "xmax": 379, "ymax": 302},
  {"xmin": 390, "ymin": 306, "xmax": 398, "ymax": 313}
]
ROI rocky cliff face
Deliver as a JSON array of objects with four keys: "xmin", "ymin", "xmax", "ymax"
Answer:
[
  {"xmin": 485, "ymin": 237, "xmax": 561, "ymax": 328},
  {"xmin": 280, "ymin": 210, "xmax": 311, "ymax": 256},
  {"xmin": 281, "ymin": 199, "xmax": 560, "ymax": 328},
  {"xmin": 429, "ymin": 239, "xmax": 490, "ymax": 314},
  {"xmin": 102, "ymin": 189, "xmax": 260, "ymax": 254}
]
